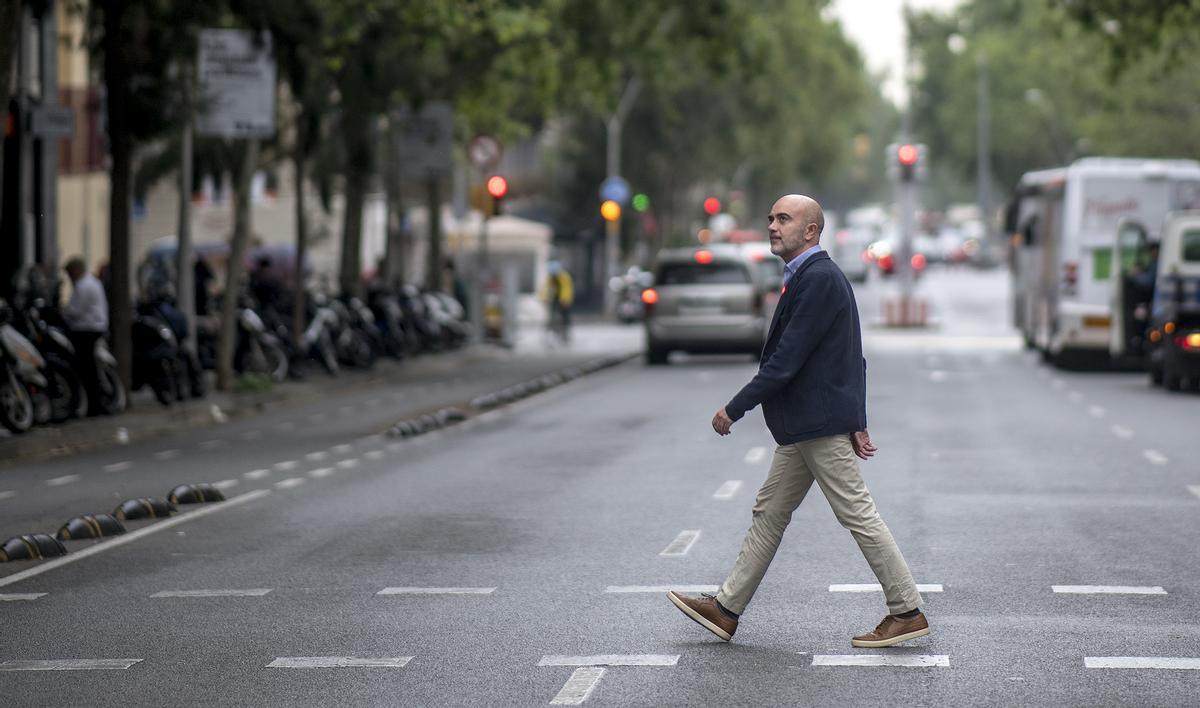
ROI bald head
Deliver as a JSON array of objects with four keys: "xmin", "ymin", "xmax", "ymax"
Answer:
[{"xmin": 767, "ymin": 194, "xmax": 825, "ymax": 261}]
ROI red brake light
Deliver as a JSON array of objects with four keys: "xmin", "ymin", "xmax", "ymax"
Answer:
[
  {"xmin": 911, "ymin": 254, "xmax": 927, "ymax": 270},
  {"xmin": 879, "ymin": 254, "xmax": 895, "ymax": 271},
  {"xmin": 694, "ymin": 250, "xmax": 714, "ymax": 264},
  {"xmin": 1177, "ymin": 333, "xmax": 1200, "ymax": 350},
  {"xmin": 641, "ymin": 288, "xmax": 659, "ymax": 305}
]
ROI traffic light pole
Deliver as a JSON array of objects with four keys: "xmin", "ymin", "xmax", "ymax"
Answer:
[{"xmin": 604, "ymin": 77, "xmax": 640, "ymax": 316}]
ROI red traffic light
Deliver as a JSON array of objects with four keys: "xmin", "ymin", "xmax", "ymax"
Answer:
[
  {"xmin": 703, "ymin": 197, "xmax": 721, "ymax": 215},
  {"xmin": 897, "ymin": 144, "xmax": 918, "ymax": 166},
  {"xmin": 486, "ymin": 175, "xmax": 508, "ymax": 199}
]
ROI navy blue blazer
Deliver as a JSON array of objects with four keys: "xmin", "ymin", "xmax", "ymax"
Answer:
[{"xmin": 725, "ymin": 250, "xmax": 867, "ymax": 445}]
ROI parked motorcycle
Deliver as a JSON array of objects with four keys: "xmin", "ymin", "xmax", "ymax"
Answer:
[
  {"xmin": 132, "ymin": 303, "xmax": 184, "ymax": 406},
  {"xmin": 0, "ymin": 299, "xmax": 49, "ymax": 433},
  {"xmin": 11, "ymin": 295, "xmax": 86, "ymax": 422}
]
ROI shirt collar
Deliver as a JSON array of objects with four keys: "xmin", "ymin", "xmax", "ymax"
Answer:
[{"xmin": 783, "ymin": 244, "xmax": 823, "ymax": 284}]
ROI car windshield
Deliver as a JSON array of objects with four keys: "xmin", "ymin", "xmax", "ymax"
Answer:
[
  {"xmin": 1182, "ymin": 229, "xmax": 1200, "ymax": 262},
  {"xmin": 657, "ymin": 262, "xmax": 751, "ymax": 286}
]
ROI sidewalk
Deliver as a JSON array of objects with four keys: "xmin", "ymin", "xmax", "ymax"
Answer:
[{"xmin": 0, "ymin": 320, "xmax": 643, "ymax": 466}]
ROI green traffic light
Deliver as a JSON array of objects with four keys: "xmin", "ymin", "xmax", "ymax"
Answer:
[{"xmin": 632, "ymin": 193, "xmax": 650, "ymax": 212}]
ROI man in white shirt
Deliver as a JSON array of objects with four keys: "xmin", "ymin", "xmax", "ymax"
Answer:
[{"xmin": 63, "ymin": 257, "xmax": 109, "ymax": 415}]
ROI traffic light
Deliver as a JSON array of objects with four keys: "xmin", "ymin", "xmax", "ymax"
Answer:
[
  {"xmin": 485, "ymin": 175, "xmax": 508, "ymax": 215},
  {"xmin": 887, "ymin": 143, "xmax": 927, "ymax": 183},
  {"xmin": 703, "ymin": 197, "xmax": 721, "ymax": 216},
  {"xmin": 600, "ymin": 199, "xmax": 621, "ymax": 222}
]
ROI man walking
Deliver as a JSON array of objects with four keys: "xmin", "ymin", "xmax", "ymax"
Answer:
[
  {"xmin": 62, "ymin": 256, "xmax": 109, "ymax": 415},
  {"xmin": 667, "ymin": 195, "xmax": 928, "ymax": 648}
]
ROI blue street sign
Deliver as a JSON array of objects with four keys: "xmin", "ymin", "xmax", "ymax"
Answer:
[{"xmin": 599, "ymin": 176, "xmax": 632, "ymax": 205}]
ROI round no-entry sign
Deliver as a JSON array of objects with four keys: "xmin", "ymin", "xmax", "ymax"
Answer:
[{"xmin": 468, "ymin": 134, "xmax": 502, "ymax": 168}]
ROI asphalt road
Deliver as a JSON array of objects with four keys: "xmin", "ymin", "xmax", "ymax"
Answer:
[{"xmin": 2, "ymin": 267, "xmax": 1198, "ymax": 707}]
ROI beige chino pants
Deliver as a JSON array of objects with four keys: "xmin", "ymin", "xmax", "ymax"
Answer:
[{"xmin": 716, "ymin": 434, "xmax": 923, "ymax": 616}]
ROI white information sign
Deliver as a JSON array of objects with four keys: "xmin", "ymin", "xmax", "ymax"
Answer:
[
  {"xmin": 196, "ymin": 29, "xmax": 277, "ymax": 139},
  {"xmin": 398, "ymin": 102, "xmax": 454, "ymax": 178}
]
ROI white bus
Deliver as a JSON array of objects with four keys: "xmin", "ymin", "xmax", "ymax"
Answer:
[{"xmin": 1007, "ymin": 158, "xmax": 1200, "ymax": 363}]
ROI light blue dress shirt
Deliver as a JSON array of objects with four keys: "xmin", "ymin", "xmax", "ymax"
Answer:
[{"xmin": 782, "ymin": 244, "xmax": 824, "ymax": 288}]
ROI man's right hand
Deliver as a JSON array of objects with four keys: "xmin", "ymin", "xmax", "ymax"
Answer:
[{"xmin": 850, "ymin": 430, "xmax": 877, "ymax": 460}]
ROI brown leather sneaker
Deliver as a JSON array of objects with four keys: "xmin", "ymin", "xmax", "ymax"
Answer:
[
  {"xmin": 667, "ymin": 591, "xmax": 737, "ymax": 641},
  {"xmin": 851, "ymin": 612, "xmax": 929, "ymax": 648}
]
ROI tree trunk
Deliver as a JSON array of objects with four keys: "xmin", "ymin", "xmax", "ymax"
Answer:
[
  {"xmin": 102, "ymin": 0, "xmax": 133, "ymax": 396},
  {"xmin": 338, "ymin": 105, "xmax": 371, "ymax": 298},
  {"xmin": 292, "ymin": 142, "xmax": 307, "ymax": 351},
  {"xmin": 382, "ymin": 115, "xmax": 404, "ymax": 287},
  {"xmin": 425, "ymin": 175, "xmax": 441, "ymax": 291},
  {"xmin": 216, "ymin": 140, "xmax": 258, "ymax": 391},
  {"xmin": 0, "ymin": 0, "xmax": 22, "ymax": 204}
]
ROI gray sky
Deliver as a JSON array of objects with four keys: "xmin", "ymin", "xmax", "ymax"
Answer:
[{"xmin": 829, "ymin": 0, "xmax": 964, "ymax": 106}]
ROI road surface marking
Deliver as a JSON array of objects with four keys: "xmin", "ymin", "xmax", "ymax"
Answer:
[
  {"xmin": 928, "ymin": 371, "xmax": 947, "ymax": 383},
  {"xmin": 46, "ymin": 474, "xmax": 80, "ymax": 486},
  {"xmin": 660, "ymin": 530, "xmax": 700, "ymax": 556},
  {"xmin": 154, "ymin": 449, "xmax": 179, "ymax": 461},
  {"xmin": 1052, "ymin": 585, "xmax": 1166, "ymax": 595},
  {"xmin": 213, "ymin": 479, "xmax": 239, "ymax": 491},
  {"xmin": 103, "ymin": 461, "xmax": 131, "ymax": 472},
  {"xmin": 605, "ymin": 585, "xmax": 719, "ymax": 593},
  {"xmin": 1085, "ymin": 657, "xmax": 1200, "ymax": 670},
  {"xmin": 1052, "ymin": 379, "xmax": 1065, "ymax": 390},
  {"xmin": 1067, "ymin": 391, "xmax": 1083, "ymax": 402},
  {"xmin": 1189, "ymin": 485, "xmax": 1200, "ymax": 500},
  {"xmin": 274, "ymin": 478, "xmax": 304, "ymax": 489},
  {"xmin": 387, "ymin": 442, "xmax": 404, "ymax": 452},
  {"xmin": 0, "ymin": 593, "xmax": 46, "ymax": 601},
  {"xmin": 305, "ymin": 451, "xmax": 328, "ymax": 462},
  {"xmin": 1088, "ymin": 406, "xmax": 1106, "ymax": 418},
  {"xmin": 240, "ymin": 430, "xmax": 261, "ymax": 441},
  {"xmin": 273, "ymin": 460, "xmax": 298, "ymax": 471},
  {"xmin": 267, "ymin": 657, "xmax": 413, "ymax": 669},
  {"xmin": 744, "ymin": 447, "xmax": 766, "ymax": 464},
  {"xmin": 551, "ymin": 667, "xmax": 606, "ymax": 705},
  {"xmin": 275, "ymin": 421, "xmax": 296, "ymax": 432},
  {"xmin": 713, "ymin": 481, "xmax": 743, "ymax": 500},
  {"xmin": 377, "ymin": 587, "xmax": 496, "ymax": 595},
  {"xmin": 539, "ymin": 655, "xmax": 679, "ymax": 667},
  {"xmin": 332, "ymin": 444, "xmax": 353, "ymax": 454},
  {"xmin": 245, "ymin": 469, "xmax": 271, "ymax": 480},
  {"xmin": 829, "ymin": 584, "xmax": 944, "ymax": 593},
  {"xmin": 308, "ymin": 467, "xmax": 335, "ymax": 479},
  {"xmin": 0, "ymin": 659, "xmax": 143, "ymax": 671},
  {"xmin": 198, "ymin": 439, "xmax": 223, "ymax": 450},
  {"xmin": 813, "ymin": 655, "xmax": 948, "ymax": 667},
  {"xmin": 0, "ymin": 490, "xmax": 15, "ymax": 500},
  {"xmin": 364, "ymin": 450, "xmax": 385, "ymax": 460},
  {"xmin": 366, "ymin": 397, "xmax": 382, "ymax": 407},
  {"xmin": 336, "ymin": 458, "xmax": 360, "ymax": 469},
  {"xmin": 1143, "ymin": 449, "xmax": 1168, "ymax": 466},
  {"xmin": 0, "ymin": 490, "xmax": 270, "ymax": 589},
  {"xmin": 151, "ymin": 589, "xmax": 272, "ymax": 598},
  {"xmin": 1111, "ymin": 425, "xmax": 1134, "ymax": 440}
]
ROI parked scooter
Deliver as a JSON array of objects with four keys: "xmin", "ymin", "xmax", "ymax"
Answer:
[
  {"xmin": 132, "ymin": 302, "xmax": 184, "ymax": 406},
  {"xmin": 0, "ymin": 299, "xmax": 49, "ymax": 433},
  {"xmin": 12, "ymin": 295, "xmax": 87, "ymax": 422}
]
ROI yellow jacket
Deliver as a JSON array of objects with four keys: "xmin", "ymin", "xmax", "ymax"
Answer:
[{"xmin": 542, "ymin": 271, "xmax": 574, "ymax": 307}]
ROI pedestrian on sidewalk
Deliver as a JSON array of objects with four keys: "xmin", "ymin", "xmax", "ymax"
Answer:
[
  {"xmin": 541, "ymin": 260, "xmax": 574, "ymax": 344},
  {"xmin": 62, "ymin": 256, "xmax": 109, "ymax": 415},
  {"xmin": 667, "ymin": 194, "xmax": 929, "ymax": 648}
]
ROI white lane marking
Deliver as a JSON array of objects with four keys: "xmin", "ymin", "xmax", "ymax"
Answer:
[
  {"xmin": 332, "ymin": 444, "xmax": 353, "ymax": 455},
  {"xmin": 1052, "ymin": 585, "xmax": 1166, "ymax": 595},
  {"xmin": 364, "ymin": 450, "xmax": 385, "ymax": 461},
  {"xmin": 1111, "ymin": 425, "xmax": 1134, "ymax": 440},
  {"xmin": 1067, "ymin": 391, "xmax": 1083, "ymax": 402},
  {"xmin": 336, "ymin": 458, "xmax": 359, "ymax": 470},
  {"xmin": 551, "ymin": 667, "xmax": 606, "ymax": 705},
  {"xmin": 103, "ymin": 461, "xmax": 131, "ymax": 472},
  {"xmin": 153, "ymin": 450, "xmax": 179, "ymax": 461},
  {"xmin": 829, "ymin": 584, "xmax": 944, "ymax": 593},
  {"xmin": 0, "ymin": 490, "xmax": 15, "ymax": 500},
  {"xmin": 240, "ymin": 430, "xmax": 262, "ymax": 441},
  {"xmin": 275, "ymin": 421, "xmax": 296, "ymax": 432},
  {"xmin": 213, "ymin": 479, "xmax": 239, "ymax": 491},
  {"xmin": 928, "ymin": 371, "xmax": 947, "ymax": 383},
  {"xmin": 1088, "ymin": 405, "xmax": 1106, "ymax": 418},
  {"xmin": 743, "ymin": 447, "xmax": 766, "ymax": 464},
  {"xmin": 308, "ymin": 467, "xmax": 335, "ymax": 479},
  {"xmin": 813, "ymin": 655, "xmax": 948, "ymax": 667},
  {"xmin": 660, "ymin": 530, "xmax": 701, "ymax": 557},
  {"xmin": 713, "ymin": 481, "xmax": 743, "ymax": 500},
  {"xmin": 273, "ymin": 460, "xmax": 298, "ymax": 471},
  {"xmin": 1085, "ymin": 657, "xmax": 1200, "ymax": 670},
  {"xmin": 387, "ymin": 442, "xmax": 404, "ymax": 453},
  {"xmin": 267, "ymin": 657, "xmax": 413, "ymax": 669},
  {"xmin": 1189, "ymin": 485, "xmax": 1200, "ymax": 500},
  {"xmin": 0, "ymin": 659, "xmax": 143, "ymax": 671},
  {"xmin": 46, "ymin": 474, "xmax": 81, "ymax": 487},
  {"xmin": 244, "ymin": 469, "xmax": 271, "ymax": 480},
  {"xmin": 151, "ymin": 589, "xmax": 272, "ymax": 598},
  {"xmin": 198, "ymin": 439, "xmax": 223, "ymax": 450},
  {"xmin": 539, "ymin": 655, "xmax": 679, "ymax": 667},
  {"xmin": 0, "ymin": 593, "xmax": 46, "ymax": 601},
  {"xmin": 0, "ymin": 490, "xmax": 270, "ymax": 589},
  {"xmin": 605, "ymin": 585, "xmax": 719, "ymax": 593},
  {"xmin": 305, "ymin": 451, "xmax": 328, "ymax": 462},
  {"xmin": 274, "ymin": 478, "xmax": 305, "ymax": 489},
  {"xmin": 377, "ymin": 587, "xmax": 496, "ymax": 595},
  {"xmin": 1143, "ymin": 449, "xmax": 1169, "ymax": 466}
]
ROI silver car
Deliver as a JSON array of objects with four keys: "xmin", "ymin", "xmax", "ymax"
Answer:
[{"xmin": 642, "ymin": 245, "xmax": 775, "ymax": 364}]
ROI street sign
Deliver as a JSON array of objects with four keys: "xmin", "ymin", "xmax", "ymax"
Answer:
[
  {"xmin": 468, "ymin": 134, "xmax": 502, "ymax": 169},
  {"xmin": 398, "ymin": 102, "xmax": 454, "ymax": 178},
  {"xmin": 28, "ymin": 106, "xmax": 75, "ymax": 138},
  {"xmin": 600, "ymin": 176, "xmax": 631, "ymax": 205},
  {"xmin": 196, "ymin": 30, "xmax": 277, "ymax": 139}
]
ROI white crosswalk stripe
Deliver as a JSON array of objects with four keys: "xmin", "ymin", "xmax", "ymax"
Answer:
[
  {"xmin": 267, "ymin": 657, "xmax": 412, "ymax": 669},
  {"xmin": 551, "ymin": 667, "xmax": 606, "ymax": 705},
  {"xmin": 0, "ymin": 659, "xmax": 143, "ymax": 671},
  {"xmin": 812, "ymin": 655, "xmax": 948, "ymax": 667}
]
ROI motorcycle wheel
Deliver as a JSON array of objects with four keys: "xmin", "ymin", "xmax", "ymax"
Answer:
[
  {"xmin": 0, "ymin": 370, "xmax": 35, "ymax": 433},
  {"xmin": 96, "ymin": 361, "xmax": 127, "ymax": 415},
  {"xmin": 45, "ymin": 357, "xmax": 82, "ymax": 423}
]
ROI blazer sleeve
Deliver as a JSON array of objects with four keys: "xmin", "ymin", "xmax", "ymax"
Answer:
[{"xmin": 724, "ymin": 270, "xmax": 843, "ymax": 421}]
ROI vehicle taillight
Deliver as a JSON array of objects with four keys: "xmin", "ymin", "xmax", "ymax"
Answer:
[
  {"xmin": 641, "ymin": 288, "xmax": 659, "ymax": 305},
  {"xmin": 1176, "ymin": 332, "xmax": 1200, "ymax": 350},
  {"xmin": 911, "ymin": 254, "xmax": 927, "ymax": 271},
  {"xmin": 879, "ymin": 254, "xmax": 895, "ymax": 272},
  {"xmin": 694, "ymin": 250, "xmax": 714, "ymax": 264}
]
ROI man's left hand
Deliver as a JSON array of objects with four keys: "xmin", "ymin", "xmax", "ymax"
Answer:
[{"xmin": 712, "ymin": 408, "xmax": 734, "ymax": 436}]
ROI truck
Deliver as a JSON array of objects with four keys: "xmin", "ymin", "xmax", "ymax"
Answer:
[{"xmin": 1006, "ymin": 158, "xmax": 1200, "ymax": 364}]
